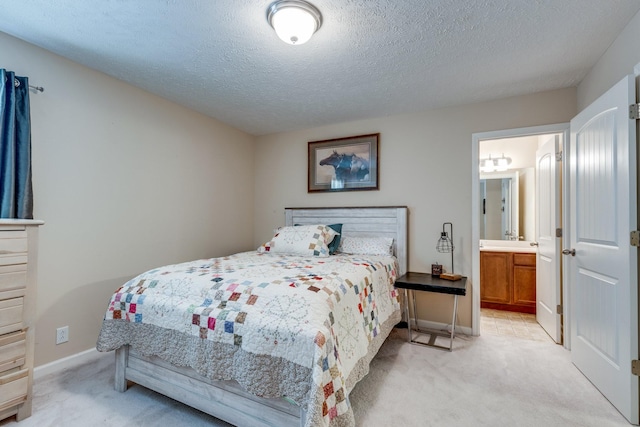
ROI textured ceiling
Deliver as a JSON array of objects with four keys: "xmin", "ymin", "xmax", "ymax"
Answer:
[{"xmin": 1, "ymin": 1, "xmax": 639, "ymax": 136}]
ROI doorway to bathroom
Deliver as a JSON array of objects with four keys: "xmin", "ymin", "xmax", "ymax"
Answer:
[{"xmin": 471, "ymin": 123, "xmax": 570, "ymax": 346}]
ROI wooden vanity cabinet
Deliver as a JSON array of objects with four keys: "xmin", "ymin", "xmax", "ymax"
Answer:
[
  {"xmin": 480, "ymin": 251, "xmax": 536, "ymax": 314},
  {"xmin": 479, "ymin": 252, "xmax": 511, "ymax": 305}
]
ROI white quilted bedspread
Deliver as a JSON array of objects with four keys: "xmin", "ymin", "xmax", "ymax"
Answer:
[{"xmin": 97, "ymin": 251, "xmax": 401, "ymax": 427}]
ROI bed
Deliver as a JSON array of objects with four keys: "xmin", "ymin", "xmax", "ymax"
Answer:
[{"xmin": 96, "ymin": 206, "xmax": 408, "ymax": 427}]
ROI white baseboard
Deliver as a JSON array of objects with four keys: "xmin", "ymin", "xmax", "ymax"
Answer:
[
  {"xmin": 34, "ymin": 348, "xmax": 109, "ymax": 380},
  {"xmin": 415, "ymin": 319, "xmax": 473, "ymax": 337}
]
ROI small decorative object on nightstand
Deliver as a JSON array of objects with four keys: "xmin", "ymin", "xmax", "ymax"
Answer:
[
  {"xmin": 431, "ymin": 263, "xmax": 442, "ymax": 277},
  {"xmin": 436, "ymin": 222, "xmax": 461, "ymax": 281}
]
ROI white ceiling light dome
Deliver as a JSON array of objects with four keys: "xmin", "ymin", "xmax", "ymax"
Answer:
[{"xmin": 267, "ymin": 0, "xmax": 322, "ymax": 45}]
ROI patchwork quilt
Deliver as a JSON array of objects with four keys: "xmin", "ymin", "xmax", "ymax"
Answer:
[{"xmin": 96, "ymin": 251, "xmax": 401, "ymax": 427}]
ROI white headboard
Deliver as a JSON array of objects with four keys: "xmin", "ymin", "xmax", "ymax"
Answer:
[{"xmin": 284, "ymin": 206, "xmax": 408, "ymax": 276}]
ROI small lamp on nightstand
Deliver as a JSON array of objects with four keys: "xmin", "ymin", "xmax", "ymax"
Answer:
[{"xmin": 436, "ymin": 222, "xmax": 462, "ymax": 281}]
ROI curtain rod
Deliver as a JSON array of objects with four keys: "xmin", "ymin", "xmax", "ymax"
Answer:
[{"xmin": 11, "ymin": 77, "xmax": 44, "ymax": 93}]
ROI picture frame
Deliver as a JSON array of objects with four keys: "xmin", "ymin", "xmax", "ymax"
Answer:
[{"xmin": 308, "ymin": 133, "xmax": 379, "ymax": 192}]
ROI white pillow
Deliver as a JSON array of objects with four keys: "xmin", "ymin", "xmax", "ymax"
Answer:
[
  {"xmin": 338, "ymin": 236, "xmax": 394, "ymax": 256},
  {"xmin": 257, "ymin": 224, "xmax": 337, "ymax": 257}
]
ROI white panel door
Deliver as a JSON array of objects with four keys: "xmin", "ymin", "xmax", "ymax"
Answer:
[
  {"xmin": 569, "ymin": 75, "xmax": 638, "ymax": 424},
  {"xmin": 536, "ymin": 135, "xmax": 561, "ymax": 343}
]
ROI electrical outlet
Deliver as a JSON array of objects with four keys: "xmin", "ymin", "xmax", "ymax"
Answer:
[{"xmin": 56, "ymin": 326, "xmax": 69, "ymax": 344}]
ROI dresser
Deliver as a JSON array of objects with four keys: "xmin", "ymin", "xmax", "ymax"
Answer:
[{"xmin": 0, "ymin": 220, "xmax": 43, "ymax": 422}]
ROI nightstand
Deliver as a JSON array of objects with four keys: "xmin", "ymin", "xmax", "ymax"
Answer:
[{"xmin": 394, "ymin": 272, "xmax": 467, "ymax": 351}]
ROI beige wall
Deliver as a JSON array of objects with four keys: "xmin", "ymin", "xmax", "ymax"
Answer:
[
  {"xmin": 254, "ymin": 88, "xmax": 577, "ymax": 328},
  {"xmin": 577, "ymin": 10, "xmax": 640, "ymax": 110},
  {"xmin": 10, "ymin": 3, "xmax": 640, "ymax": 365},
  {"xmin": 1, "ymin": 32, "xmax": 256, "ymax": 366}
]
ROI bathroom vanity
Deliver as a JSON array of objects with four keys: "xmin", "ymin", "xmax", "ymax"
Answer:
[{"xmin": 480, "ymin": 242, "xmax": 536, "ymax": 314}]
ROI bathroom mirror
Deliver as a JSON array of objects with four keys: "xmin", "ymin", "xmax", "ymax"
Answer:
[{"xmin": 480, "ymin": 172, "xmax": 519, "ymax": 240}]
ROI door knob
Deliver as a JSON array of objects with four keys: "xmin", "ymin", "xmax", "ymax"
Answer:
[
  {"xmin": 530, "ymin": 242, "xmax": 539, "ymax": 247},
  {"xmin": 562, "ymin": 249, "xmax": 576, "ymax": 256}
]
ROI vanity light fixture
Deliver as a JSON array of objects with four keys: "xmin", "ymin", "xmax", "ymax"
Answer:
[
  {"xmin": 479, "ymin": 153, "xmax": 512, "ymax": 173},
  {"xmin": 436, "ymin": 222, "xmax": 462, "ymax": 281},
  {"xmin": 479, "ymin": 156, "xmax": 495, "ymax": 173},
  {"xmin": 267, "ymin": 0, "xmax": 322, "ymax": 45},
  {"xmin": 494, "ymin": 154, "xmax": 512, "ymax": 171}
]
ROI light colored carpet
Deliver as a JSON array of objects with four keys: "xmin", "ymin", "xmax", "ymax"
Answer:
[
  {"xmin": 351, "ymin": 329, "xmax": 628, "ymax": 426},
  {"xmin": 0, "ymin": 329, "xmax": 630, "ymax": 427}
]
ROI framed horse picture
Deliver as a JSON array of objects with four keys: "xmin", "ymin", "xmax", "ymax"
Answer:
[{"xmin": 308, "ymin": 133, "xmax": 379, "ymax": 192}]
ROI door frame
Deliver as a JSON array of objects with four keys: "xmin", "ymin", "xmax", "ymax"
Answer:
[{"xmin": 471, "ymin": 123, "xmax": 570, "ymax": 348}]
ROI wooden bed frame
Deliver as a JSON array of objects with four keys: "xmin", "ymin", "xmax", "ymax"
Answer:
[{"xmin": 114, "ymin": 206, "xmax": 408, "ymax": 427}]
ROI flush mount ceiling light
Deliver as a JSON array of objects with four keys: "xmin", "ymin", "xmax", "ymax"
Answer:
[{"xmin": 267, "ymin": 0, "xmax": 322, "ymax": 45}]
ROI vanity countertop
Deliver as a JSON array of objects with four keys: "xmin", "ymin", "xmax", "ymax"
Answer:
[{"xmin": 479, "ymin": 240, "xmax": 537, "ymax": 253}]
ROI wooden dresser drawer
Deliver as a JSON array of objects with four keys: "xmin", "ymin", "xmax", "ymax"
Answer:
[
  {"xmin": 0, "ymin": 222, "xmax": 40, "ymax": 422},
  {"xmin": 0, "ymin": 368, "xmax": 28, "ymax": 412},
  {"xmin": 0, "ymin": 230, "xmax": 28, "ymax": 267},
  {"xmin": 0, "ymin": 298, "xmax": 24, "ymax": 336},
  {"xmin": 0, "ymin": 330, "xmax": 26, "ymax": 375},
  {"xmin": 0, "ymin": 265, "xmax": 27, "ymax": 294}
]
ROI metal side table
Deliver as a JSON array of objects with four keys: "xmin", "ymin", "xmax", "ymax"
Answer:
[{"xmin": 395, "ymin": 272, "xmax": 467, "ymax": 351}]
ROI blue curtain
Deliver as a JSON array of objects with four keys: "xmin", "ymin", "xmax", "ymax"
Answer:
[{"xmin": 0, "ymin": 69, "xmax": 33, "ymax": 219}]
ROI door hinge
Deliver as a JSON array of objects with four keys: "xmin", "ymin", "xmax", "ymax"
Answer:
[
  {"xmin": 631, "ymin": 230, "xmax": 640, "ymax": 247},
  {"xmin": 630, "ymin": 104, "xmax": 640, "ymax": 120},
  {"xmin": 633, "ymin": 360, "xmax": 640, "ymax": 376},
  {"xmin": 556, "ymin": 151, "xmax": 562, "ymax": 162},
  {"xmin": 556, "ymin": 304, "xmax": 563, "ymax": 315},
  {"xmin": 556, "ymin": 228, "xmax": 562, "ymax": 238}
]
